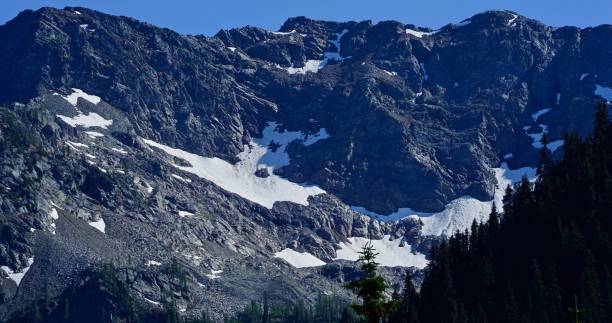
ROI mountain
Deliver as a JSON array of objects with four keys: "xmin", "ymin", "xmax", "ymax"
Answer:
[{"xmin": 0, "ymin": 6, "xmax": 610, "ymax": 321}]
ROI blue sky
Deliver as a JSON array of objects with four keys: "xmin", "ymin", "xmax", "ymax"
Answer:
[{"xmin": 1, "ymin": 0, "xmax": 610, "ymax": 35}]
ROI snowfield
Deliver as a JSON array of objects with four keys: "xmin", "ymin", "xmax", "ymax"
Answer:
[
  {"xmin": 352, "ymin": 162, "xmax": 537, "ymax": 236},
  {"xmin": 143, "ymin": 122, "xmax": 327, "ymax": 209},
  {"xmin": 274, "ymin": 248, "xmax": 326, "ymax": 268},
  {"xmin": 334, "ymin": 236, "xmax": 428, "ymax": 268}
]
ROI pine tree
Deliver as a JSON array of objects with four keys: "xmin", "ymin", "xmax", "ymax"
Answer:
[{"xmin": 345, "ymin": 240, "xmax": 395, "ymax": 323}]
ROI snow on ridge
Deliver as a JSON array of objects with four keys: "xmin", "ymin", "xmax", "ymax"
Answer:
[
  {"xmin": 142, "ymin": 122, "xmax": 327, "ymax": 209},
  {"xmin": 272, "ymin": 29, "xmax": 297, "ymax": 35},
  {"xmin": 531, "ymin": 108, "xmax": 551, "ymax": 121},
  {"xmin": 89, "ymin": 218, "xmax": 105, "ymax": 233},
  {"xmin": 0, "ymin": 257, "xmax": 34, "ymax": 286},
  {"xmin": 274, "ymin": 248, "xmax": 326, "ymax": 268},
  {"xmin": 351, "ymin": 162, "xmax": 537, "ymax": 236},
  {"xmin": 405, "ymin": 28, "xmax": 437, "ymax": 38},
  {"xmin": 455, "ymin": 19, "xmax": 471, "ymax": 27},
  {"xmin": 334, "ymin": 236, "xmax": 428, "ymax": 269},
  {"xmin": 595, "ymin": 84, "xmax": 612, "ymax": 102}
]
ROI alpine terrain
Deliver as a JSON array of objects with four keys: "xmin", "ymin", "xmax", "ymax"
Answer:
[{"xmin": 0, "ymin": 6, "xmax": 611, "ymax": 322}]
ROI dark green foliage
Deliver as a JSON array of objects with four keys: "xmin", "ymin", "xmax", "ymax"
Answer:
[
  {"xmin": 224, "ymin": 294, "xmax": 351, "ymax": 323},
  {"xmin": 345, "ymin": 241, "xmax": 398, "ymax": 323},
  {"xmin": 413, "ymin": 102, "xmax": 612, "ymax": 323}
]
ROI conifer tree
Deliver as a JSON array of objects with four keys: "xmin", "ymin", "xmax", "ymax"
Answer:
[{"xmin": 345, "ymin": 240, "xmax": 395, "ymax": 323}]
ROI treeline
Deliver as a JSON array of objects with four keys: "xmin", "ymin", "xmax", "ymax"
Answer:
[
  {"xmin": 223, "ymin": 294, "xmax": 358, "ymax": 323},
  {"xmin": 7, "ymin": 264, "xmax": 213, "ymax": 323},
  {"xmin": 391, "ymin": 102, "xmax": 612, "ymax": 323}
]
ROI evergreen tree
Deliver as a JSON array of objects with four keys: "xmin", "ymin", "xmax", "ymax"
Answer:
[{"xmin": 345, "ymin": 240, "xmax": 395, "ymax": 323}]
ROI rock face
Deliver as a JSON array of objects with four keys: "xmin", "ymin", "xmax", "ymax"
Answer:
[{"xmin": 0, "ymin": 6, "xmax": 610, "ymax": 320}]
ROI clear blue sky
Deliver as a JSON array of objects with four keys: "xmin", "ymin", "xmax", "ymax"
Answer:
[{"xmin": 1, "ymin": 0, "xmax": 610, "ymax": 35}]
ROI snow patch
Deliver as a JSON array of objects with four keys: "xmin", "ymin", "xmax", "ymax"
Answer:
[
  {"xmin": 504, "ymin": 153, "xmax": 513, "ymax": 159},
  {"xmin": 281, "ymin": 29, "xmax": 349, "ymax": 74},
  {"xmin": 56, "ymin": 88, "xmax": 101, "ymax": 106},
  {"xmin": 274, "ymin": 248, "xmax": 326, "ymax": 268},
  {"xmin": 548, "ymin": 140, "xmax": 565, "ymax": 152},
  {"xmin": 383, "ymin": 70, "xmax": 398, "ymax": 76},
  {"xmin": 89, "ymin": 218, "xmax": 105, "ymax": 233},
  {"xmin": 144, "ymin": 298, "xmax": 160, "ymax": 305},
  {"xmin": 111, "ymin": 147, "xmax": 127, "ymax": 154},
  {"xmin": 85, "ymin": 131, "xmax": 104, "ymax": 138},
  {"xmin": 507, "ymin": 13, "xmax": 518, "ymax": 26},
  {"xmin": 556, "ymin": 93, "xmax": 561, "ymax": 106},
  {"xmin": 0, "ymin": 257, "xmax": 34, "ymax": 286},
  {"xmin": 455, "ymin": 19, "xmax": 471, "ymax": 27},
  {"xmin": 334, "ymin": 236, "xmax": 428, "ymax": 269},
  {"xmin": 143, "ymin": 122, "xmax": 327, "ymax": 209},
  {"xmin": 405, "ymin": 28, "xmax": 437, "ymax": 38},
  {"xmin": 524, "ymin": 124, "xmax": 548, "ymax": 149},
  {"xmin": 178, "ymin": 210, "xmax": 194, "ymax": 217},
  {"xmin": 352, "ymin": 163, "xmax": 536, "ymax": 236},
  {"xmin": 531, "ymin": 108, "xmax": 551, "ymax": 121},
  {"xmin": 171, "ymin": 174, "xmax": 192, "ymax": 183},
  {"xmin": 57, "ymin": 112, "xmax": 113, "ymax": 129},
  {"xmin": 595, "ymin": 84, "xmax": 612, "ymax": 102},
  {"xmin": 284, "ymin": 60, "xmax": 325, "ymax": 75},
  {"xmin": 146, "ymin": 260, "xmax": 162, "ymax": 266},
  {"xmin": 580, "ymin": 73, "xmax": 589, "ymax": 81},
  {"xmin": 227, "ymin": 46, "xmax": 236, "ymax": 52},
  {"xmin": 419, "ymin": 63, "xmax": 429, "ymax": 81},
  {"xmin": 206, "ymin": 269, "xmax": 223, "ymax": 279},
  {"xmin": 66, "ymin": 141, "xmax": 89, "ymax": 150},
  {"xmin": 272, "ymin": 29, "xmax": 296, "ymax": 35}
]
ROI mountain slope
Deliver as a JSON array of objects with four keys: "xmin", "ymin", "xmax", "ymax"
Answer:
[{"xmin": 0, "ymin": 6, "xmax": 611, "ymax": 320}]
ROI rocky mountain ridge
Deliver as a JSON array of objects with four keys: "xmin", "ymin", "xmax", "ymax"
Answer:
[{"xmin": 0, "ymin": 6, "xmax": 611, "ymax": 320}]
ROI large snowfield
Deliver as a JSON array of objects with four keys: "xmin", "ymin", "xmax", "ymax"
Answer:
[
  {"xmin": 352, "ymin": 162, "xmax": 537, "ymax": 236},
  {"xmin": 143, "ymin": 122, "xmax": 327, "ymax": 209}
]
